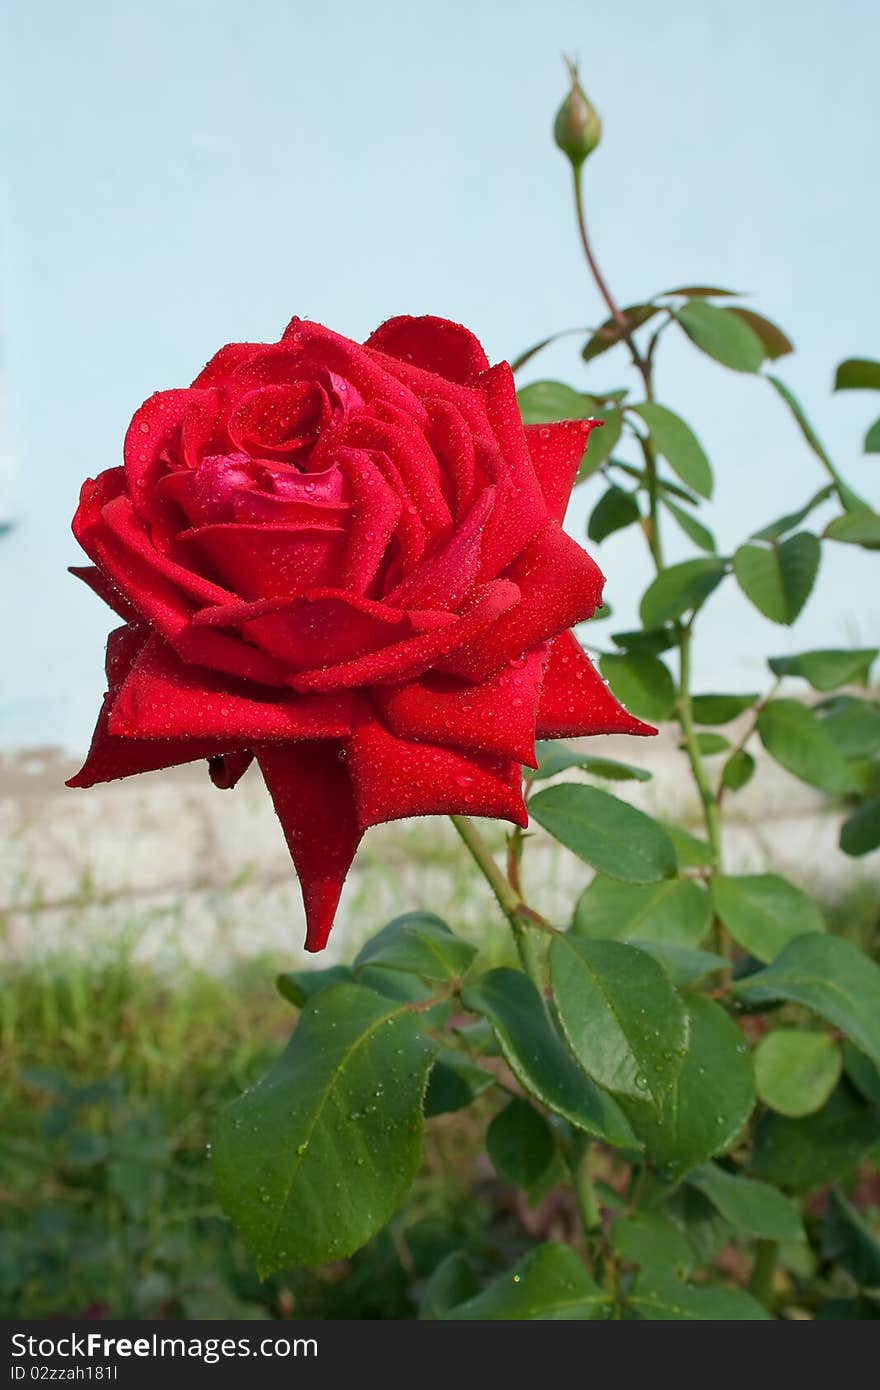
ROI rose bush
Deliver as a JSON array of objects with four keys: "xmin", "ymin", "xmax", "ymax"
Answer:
[{"xmin": 69, "ymin": 314, "xmax": 650, "ymax": 949}]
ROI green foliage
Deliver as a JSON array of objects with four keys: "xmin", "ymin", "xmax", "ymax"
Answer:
[
  {"xmin": 599, "ymin": 650, "xmax": 676, "ymax": 721},
  {"xmin": 732, "ymin": 935, "xmax": 880, "ymax": 1070},
  {"xmin": 632, "ymin": 402, "xmax": 713, "ymax": 497},
  {"xmin": 460, "ymin": 969, "xmax": 636, "ymax": 1147},
  {"xmin": 432, "ymin": 1244, "xmax": 610, "ymax": 1320},
  {"xmin": 674, "ymin": 300, "xmax": 765, "ymax": 372},
  {"xmin": 753, "ymin": 1030, "xmax": 842, "ymax": 1118},
  {"xmin": 710, "ymin": 873, "xmax": 825, "ymax": 963},
  {"xmin": 528, "ymin": 783, "xmax": 677, "ymax": 883},
  {"xmin": 573, "ymin": 876, "xmax": 712, "ymax": 947},
  {"xmin": 550, "ymin": 937, "xmax": 688, "ymax": 1108},
  {"xmin": 619, "ymin": 998, "xmax": 755, "ymax": 1177},
  {"xmin": 734, "ymin": 532, "xmax": 820, "ymax": 624},
  {"xmin": 640, "ymin": 557, "xmax": 727, "ymax": 626},
  {"xmin": 213, "ymin": 984, "xmax": 435, "ymax": 1274}
]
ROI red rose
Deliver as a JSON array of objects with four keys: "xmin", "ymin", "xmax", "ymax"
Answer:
[{"xmin": 69, "ymin": 315, "xmax": 653, "ymax": 950}]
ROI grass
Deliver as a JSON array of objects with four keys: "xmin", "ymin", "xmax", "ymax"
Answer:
[{"xmin": 0, "ymin": 939, "xmax": 533, "ymax": 1320}]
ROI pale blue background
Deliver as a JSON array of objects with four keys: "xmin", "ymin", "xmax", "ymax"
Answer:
[{"xmin": 2, "ymin": 0, "xmax": 878, "ymax": 751}]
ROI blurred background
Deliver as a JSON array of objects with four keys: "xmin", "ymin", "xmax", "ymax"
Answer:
[{"xmin": 1, "ymin": 0, "xmax": 878, "ymax": 1319}]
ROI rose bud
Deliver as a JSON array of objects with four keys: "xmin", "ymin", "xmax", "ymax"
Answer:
[
  {"xmin": 553, "ymin": 57, "xmax": 602, "ymax": 168},
  {"xmin": 68, "ymin": 316, "xmax": 653, "ymax": 951}
]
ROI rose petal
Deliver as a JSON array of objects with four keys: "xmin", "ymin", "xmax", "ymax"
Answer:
[
  {"xmin": 208, "ymin": 750, "xmax": 255, "ymax": 789},
  {"xmin": 475, "ymin": 363, "xmax": 549, "ymax": 575},
  {"xmin": 345, "ymin": 406, "xmax": 453, "ymax": 534},
  {"xmin": 444, "ymin": 523, "xmax": 604, "ymax": 680},
  {"xmin": 337, "ymin": 449, "xmax": 403, "ymax": 595},
  {"xmin": 426, "ymin": 397, "xmax": 477, "ymax": 513},
  {"xmin": 374, "ymin": 646, "xmax": 545, "ymax": 764},
  {"xmin": 192, "ymin": 588, "xmax": 430, "ymax": 670},
  {"xmin": 123, "ymin": 389, "xmax": 193, "ymax": 522},
  {"xmin": 288, "ymin": 579, "xmax": 519, "ymax": 692},
  {"xmin": 365, "ymin": 315, "xmax": 490, "ymax": 384},
  {"xmin": 67, "ymin": 625, "xmax": 236, "ymax": 788},
  {"xmin": 383, "ymin": 487, "xmax": 494, "ymax": 611},
  {"xmin": 536, "ymin": 630, "xmax": 657, "ymax": 738},
  {"xmin": 525, "ymin": 419, "xmax": 600, "ymax": 524},
  {"xmin": 110, "ymin": 633, "xmax": 352, "ymax": 741},
  {"xmin": 69, "ymin": 565, "xmax": 141, "ymax": 624},
  {"xmin": 281, "ymin": 319, "xmax": 429, "ymax": 421},
  {"xmin": 258, "ymin": 742, "xmax": 363, "ymax": 952},
  {"xmin": 179, "ymin": 521, "xmax": 347, "ymax": 601},
  {"xmin": 346, "ymin": 704, "xmax": 527, "ymax": 831},
  {"xmin": 191, "ymin": 341, "xmax": 264, "ymax": 388}
]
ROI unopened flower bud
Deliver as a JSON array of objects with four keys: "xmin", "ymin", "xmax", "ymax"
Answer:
[{"xmin": 553, "ymin": 58, "xmax": 601, "ymax": 168}]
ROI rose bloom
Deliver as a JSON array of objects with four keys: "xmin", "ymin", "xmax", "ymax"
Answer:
[{"xmin": 69, "ymin": 315, "xmax": 652, "ymax": 950}]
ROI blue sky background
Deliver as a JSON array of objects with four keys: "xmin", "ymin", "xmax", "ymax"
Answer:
[{"xmin": 2, "ymin": 0, "xmax": 878, "ymax": 751}]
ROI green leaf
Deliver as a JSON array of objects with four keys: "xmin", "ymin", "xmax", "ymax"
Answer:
[
  {"xmin": 661, "ymin": 496, "xmax": 717, "ymax": 553},
  {"xmin": 675, "ymin": 300, "xmax": 765, "ymax": 372},
  {"xmin": 632, "ymin": 403, "xmax": 713, "ymax": 498},
  {"xmin": 510, "ymin": 328, "xmax": 592, "ymax": 376},
  {"xmin": 689, "ymin": 732, "xmax": 730, "ymax": 756},
  {"xmin": 632, "ymin": 942, "xmax": 728, "ymax": 986},
  {"xmin": 527, "ymin": 741, "xmax": 651, "ymax": 782},
  {"xmin": 834, "ymin": 358, "xmax": 880, "ymax": 392},
  {"xmin": 550, "ymin": 937, "xmax": 687, "ymax": 1109},
  {"xmin": 578, "ymin": 408, "xmax": 623, "ymax": 477},
  {"xmin": 440, "ymin": 1243, "xmax": 609, "ymax": 1320},
  {"xmin": 587, "ymin": 484, "xmax": 641, "ymax": 541},
  {"xmin": 212, "ymin": 983, "xmax": 434, "ymax": 1274},
  {"xmin": 574, "ymin": 876, "xmax": 712, "ymax": 947},
  {"xmin": 516, "ymin": 380, "xmax": 593, "ymax": 424},
  {"xmin": 529, "ymin": 784, "xmax": 677, "ymax": 885},
  {"xmin": 664, "ymin": 1186, "xmax": 735, "ymax": 1265},
  {"xmin": 814, "ymin": 695, "xmax": 880, "ymax": 759},
  {"xmin": 865, "ymin": 417, "xmax": 880, "ymax": 453},
  {"xmin": 424, "ymin": 1050, "xmax": 493, "ymax": 1117},
  {"xmin": 733, "ymin": 532, "xmax": 820, "ymax": 625},
  {"xmin": 660, "ymin": 285, "xmax": 742, "ymax": 299},
  {"xmin": 692, "ymin": 692, "xmax": 758, "ymax": 724},
  {"xmin": 611, "ymin": 625, "xmax": 678, "ymax": 656},
  {"xmin": 757, "ymin": 698, "xmax": 863, "ymax": 793},
  {"xmin": 750, "ymin": 1085, "xmax": 880, "ymax": 1192},
  {"xmin": 727, "ymin": 308, "xmax": 793, "ymax": 360},
  {"xmin": 353, "ymin": 913, "xmax": 476, "ymax": 984},
  {"xmin": 843, "ymin": 1042, "xmax": 880, "ymax": 1105},
  {"xmin": 627, "ymin": 1271, "xmax": 769, "ymax": 1320},
  {"xmin": 276, "ymin": 965, "xmax": 353, "ymax": 1008},
  {"xmin": 663, "ymin": 822, "xmax": 714, "ymax": 868},
  {"xmin": 710, "ymin": 873, "xmax": 825, "ymax": 964},
  {"xmin": 767, "ymin": 374, "xmax": 836, "ymax": 471},
  {"xmin": 768, "ymin": 648, "xmax": 878, "ymax": 691},
  {"xmin": 639, "ymin": 557, "xmax": 727, "ymax": 627},
  {"xmin": 824, "ymin": 1191, "xmax": 880, "ymax": 1287},
  {"xmin": 754, "ymin": 1030, "xmax": 842, "ymax": 1117},
  {"xmin": 419, "ymin": 1252, "xmax": 480, "ymax": 1319},
  {"xmin": 487, "ymin": 1097, "xmax": 556, "ymax": 1188},
  {"xmin": 721, "ymin": 749, "xmax": 756, "ymax": 792},
  {"xmin": 840, "ymin": 799, "xmax": 880, "ymax": 857},
  {"xmin": 733, "ymin": 934, "xmax": 880, "ymax": 1069},
  {"xmin": 581, "ymin": 304, "xmax": 661, "ymax": 362},
  {"xmin": 615, "ymin": 459, "xmax": 699, "ymax": 504},
  {"xmin": 599, "ymin": 651, "xmax": 676, "ymax": 722},
  {"xmin": 824, "ymin": 509, "xmax": 880, "ymax": 548},
  {"xmin": 621, "ymin": 997, "xmax": 755, "ymax": 1177},
  {"xmin": 752, "ymin": 484, "xmax": 835, "ymax": 541},
  {"xmin": 686, "ymin": 1162, "xmax": 805, "ymax": 1241},
  {"xmin": 461, "ymin": 969, "xmax": 636, "ymax": 1146},
  {"xmin": 612, "ymin": 1209, "xmax": 695, "ymax": 1277}
]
